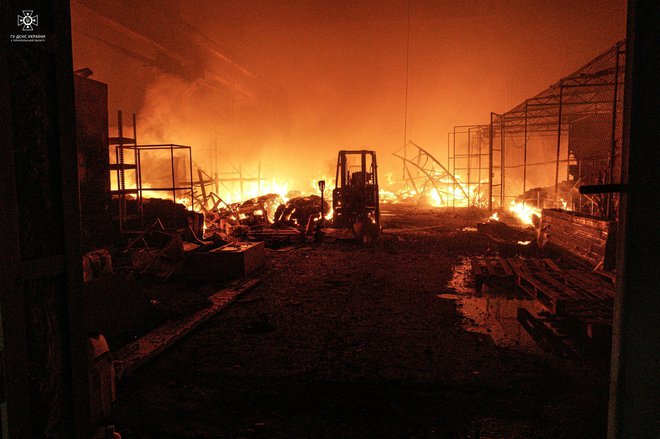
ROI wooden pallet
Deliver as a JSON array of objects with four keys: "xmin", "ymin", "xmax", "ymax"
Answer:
[
  {"xmin": 470, "ymin": 256, "xmax": 514, "ymax": 288},
  {"xmin": 516, "ymin": 307, "xmax": 577, "ymax": 357},
  {"xmin": 507, "ymin": 257, "xmax": 614, "ymax": 338},
  {"xmin": 507, "ymin": 258, "xmax": 574, "ymax": 313},
  {"xmin": 541, "ymin": 209, "xmax": 616, "ymax": 270}
]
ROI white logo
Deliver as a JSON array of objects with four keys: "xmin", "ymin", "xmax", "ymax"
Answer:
[{"xmin": 17, "ymin": 10, "xmax": 39, "ymax": 31}]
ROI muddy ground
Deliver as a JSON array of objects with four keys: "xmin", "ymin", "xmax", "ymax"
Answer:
[{"xmin": 114, "ymin": 205, "xmax": 610, "ymax": 438}]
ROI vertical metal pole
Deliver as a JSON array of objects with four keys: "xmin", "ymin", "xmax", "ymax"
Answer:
[
  {"xmin": 522, "ymin": 101, "xmax": 528, "ymax": 207},
  {"xmin": 170, "ymin": 145, "xmax": 176, "ymax": 206},
  {"xmin": 608, "ymin": 3, "xmax": 660, "ymax": 435},
  {"xmin": 402, "ymin": 0, "xmax": 410, "ymax": 179},
  {"xmin": 555, "ymin": 83, "xmax": 564, "ymax": 205},
  {"xmin": 488, "ymin": 114, "xmax": 494, "ymax": 211},
  {"xmin": 567, "ymin": 117, "xmax": 573, "ymax": 210},
  {"xmin": 361, "ymin": 151, "xmax": 367, "ymax": 200},
  {"xmin": 189, "ymin": 147, "xmax": 194, "ymax": 210},
  {"xmin": 501, "ymin": 114, "xmax": 506, "ymax": 208},
  {"xmin": 478, "ymin": 126, "xmax": 483, "ymax": 206},
  {"xmin": 467, "ymin": 128, "xmax": 471, "ymax": 206},
  {"xmin": 117, "ymin": 111, "xmax": 125, "ymax": 232},
  {"xmin": 452, "ymin": 126, "xmax": 456, "ymax": 209},
  {"xmin": 607, "ymin": 46, "xmax": 622, "ymax": 219},
  {"xmin": 137, "ymin": 148, "xmax": 143, "ymax": 227}
]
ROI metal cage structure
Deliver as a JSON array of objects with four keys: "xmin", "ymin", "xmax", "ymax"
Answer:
[
  {"xmin": 450, "ymin": 40, "xmax": 625, "ymax": 219},
  {"xmin": 110, "ymin": 142, "xmax": 194, "ymax": 231},
  {"xmin": 448, "ymin": 125, "xmax": 491, "ymax": 208}
]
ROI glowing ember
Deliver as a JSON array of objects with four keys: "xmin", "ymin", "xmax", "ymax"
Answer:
[
  {"xmin": 488, "ymin": 212, "xmax": 500, "ymax": 222},
  {"xmin": 379, "ymin": 189, "xmax": 399, "ymax": 203},
  {"xmin": 508, "ymin": 201, "xmax": 541, "ymax": 225},
  {"xmin": 517, "ymin": 240, "xmax": 532, "ymax": 246}
]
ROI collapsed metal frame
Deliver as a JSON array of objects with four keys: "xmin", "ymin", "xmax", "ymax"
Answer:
[
  {"xmin": 393, "ymin": 140, "xmax": 467, "ymax": 206},
  {"xmin": 450, "ymin": 41, "xmax": 625, "ymax": 218}
]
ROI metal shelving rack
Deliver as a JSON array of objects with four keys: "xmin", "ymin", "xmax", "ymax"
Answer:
[
  {"xmin": 109, "ymin": 111, "xmax": 194, "ymax": 233},
  {"xmin": 109, "ymin": 110, "xmax": 142, "ymax": 232}
]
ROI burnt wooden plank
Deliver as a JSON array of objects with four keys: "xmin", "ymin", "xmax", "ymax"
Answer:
[
  {"xmin": 484, "ymin": 257, "xmax": 498, "ymax": 276},
  {"xmin": 114, "ymin": 278, "xmax": 261, "ymax": 379},
  {"xmin": 543, "ymin": 258, "xmax": 562, "ymax": 273},
  {"xmin": 497, "ymin": 256, "xmax": 514, "ymax": 276},
  {"xmin": 534, "ymin": 270, "xmax": 583, "ymax": 301},
  {"xmin": 541, "ymin": 208, "xmax": 616, "ymax": 270}
]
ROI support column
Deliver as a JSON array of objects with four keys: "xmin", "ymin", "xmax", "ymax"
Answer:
[{"xmin": 607, "ymin": 1, "xmax": 660, "ymax": 437}]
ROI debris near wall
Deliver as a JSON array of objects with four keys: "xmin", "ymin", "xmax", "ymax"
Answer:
[
  {"xmin": 237, "ymin": 193, "xmax": 284, "ymax": 225},
  {"xmin": 83, "ymin": 249, "xmax": 113, "ymax": 282},
  {"xmin": 273, "ymin": 195, "xmax": 329, "ymax": 228},
  {"xmin": 141, "ymin": 198, "xmax": 205, "ymax": 239},
  {"xmin": 203, "ymin": 194, "xmax": 330, "ymax": 245},
  {"xmin": 539, "ymin": 208, "xmax": 616, "ymax": 271},
  {"xmin": 476, "ymin": 217, "xmax": 536, "ymax": 254}
]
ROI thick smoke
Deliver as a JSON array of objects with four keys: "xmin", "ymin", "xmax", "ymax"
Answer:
[{"xmin": 71, "ymin": 0, "xmax": 627, "ymax": 201}]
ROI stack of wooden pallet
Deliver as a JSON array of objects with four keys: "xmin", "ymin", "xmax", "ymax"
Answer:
[
  {"xmin": 507, "ymin": 257, "xmax": 615, "ymax": 339},
  {"xmin": 540, "ymin": 208, "xmax": 616, "ymax": 270}
]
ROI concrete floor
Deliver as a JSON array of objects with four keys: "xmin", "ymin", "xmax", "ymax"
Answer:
[{"xmin": 114, "ymin": 206, "xmax": 609, "ymax": 438}]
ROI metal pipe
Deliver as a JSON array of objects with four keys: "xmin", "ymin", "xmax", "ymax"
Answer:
[
  {"xmin": 170, "ymin": 144, "xmax": 176, "ymax": 207},
  {"xmin": 452, "ymin": 126, "xmax": 456, "ymax": 209},
  {"xmin": 488, "ymin": 113, "xmax": 494, "ymax": 211},
  {"xmin": 522, "ymin": 101, "xmax": 528, "ymax": 207},
  {"xmin": 554, "ymin": 83, "xmax": 564, "ymax": 205},
  {"xmin": 607, "ymin": 46, "xmax": 622, "ymax": 219},
  {"xmin": 467, "ymin": 128, "xmax": 472, "ymax": 206},
  {"xmin": 501, "ymin": 114, "xmax": 505, "ymax": 208}
]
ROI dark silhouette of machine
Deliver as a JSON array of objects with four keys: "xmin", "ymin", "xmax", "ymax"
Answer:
[{"xmin": 332, "ymin": 150, "xmax": 380, "ymax": 242}]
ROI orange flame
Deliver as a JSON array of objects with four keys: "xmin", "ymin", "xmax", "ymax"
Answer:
[{"xmin": 508, "ymin": 201, "xmax": 541, "ymax": 225}]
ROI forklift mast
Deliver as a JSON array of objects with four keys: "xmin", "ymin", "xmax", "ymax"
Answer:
[{"xmin": 332, "ymin": 150, "xmax": 380, "ymax": 229}]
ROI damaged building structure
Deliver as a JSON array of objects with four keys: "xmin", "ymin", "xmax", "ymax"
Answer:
[{"xmin": 0, "ymin": 0, "xmax": 658, "ymax": 438}]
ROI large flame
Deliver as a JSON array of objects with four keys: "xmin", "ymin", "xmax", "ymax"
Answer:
[{"xmin": 508, "ymin": 201, "xmax": 541, "ymax": 225}]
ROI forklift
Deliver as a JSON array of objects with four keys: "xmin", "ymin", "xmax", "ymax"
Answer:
[{"xmin": 331, "ymin": 150, "xmax": 380, "ymax": 242}]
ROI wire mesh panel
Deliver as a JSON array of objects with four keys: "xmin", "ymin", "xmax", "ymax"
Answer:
[
  {"xmin": 449, "ymin": 125, "xmax": 490, "ymax": 207},
  {"xmin": 488, "ymin": 41, "xmax": 625, "ymax": 220},
  {"xmin": 489, "ymin": 113, "xmax": 504, "ymax": 209},
  {"xmin": 136, "ymin": 144, "xmax": 194, "ymax": 209}
]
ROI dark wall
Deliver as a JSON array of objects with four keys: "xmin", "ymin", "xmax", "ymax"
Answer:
[
  {"xmin": 74, "ymin": 75, "xmax": 115, "ymax": 250},
  {"xmin": 1, "ymin": 1, "xmax": 89, "ymax": 438}
]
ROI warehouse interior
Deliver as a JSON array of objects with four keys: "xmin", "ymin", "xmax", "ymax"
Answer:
[{"xmin": 1, "ymin": 1, "xmax": 658, "ymax": 438}]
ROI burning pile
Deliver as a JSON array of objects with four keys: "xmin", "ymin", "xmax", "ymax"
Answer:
[{"xmin": 203, "ymin": 192, "xmax": 331, "ymax": 242}]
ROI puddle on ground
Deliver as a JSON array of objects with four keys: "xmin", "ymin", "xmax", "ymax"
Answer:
[
  {"xmin": 446, "ymin": 257, "xmax": 476, "ymax": 295},
  {"xmin": 441, "ymin": 257, "xmax": 543, "ymax": 353}
]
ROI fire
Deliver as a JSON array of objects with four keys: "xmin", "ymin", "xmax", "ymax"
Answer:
[
  {"xmin": 508, "ymin": 201, "xmax": 541, "ymax": 225},
  {"xmin": 324, "ymin": 206, "xmax": 334, "ymax": 220},
  {"xmin": 213, "ymin": 179, "xmax": 292, "ymax": 206},
  {"xmin": 488, "ymin": 212, "xmax": 500, "ymax": 222},
  {"xmin": 379, "ymin": 189, "xmax": 399, "ymax": 203}
]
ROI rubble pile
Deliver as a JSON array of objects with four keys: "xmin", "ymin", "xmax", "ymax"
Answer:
[{"xmin": 204, "ymin": 193, "xmax": 331, "ymax": 244}]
